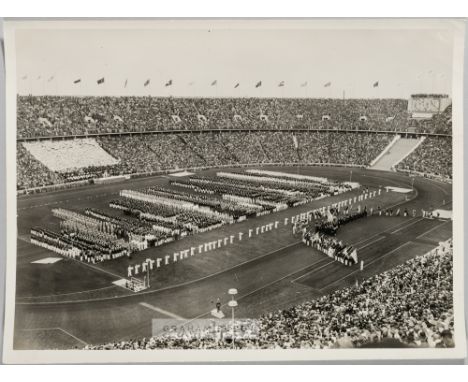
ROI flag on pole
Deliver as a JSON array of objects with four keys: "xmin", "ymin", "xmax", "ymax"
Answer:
[
  {"xmin": 255, "ymin": 81, "xmax": 262, "ymax": 88},
  {"xmin": 234, "ymin": 83, "xmax": 240, "ymax": 88},
  {"xmin": 373, "ymin": 81, "xmax": 379, "ymax": 87},
  {"xmin": 73, "ymin": 79, "xmax": 81, "ymax": 84},
  {"xmin": 211, "ymin": 80, "xmax": 217, "ymax": 86},
  {"xmin": 124, "ymin": 79, "xmax": 128, "ymax": 88},
  {"xmin": 301, "ymin": 81, "xmax": 308, "ymax": 87},
  {"xmin": 165, "ymin": 79, "xmax": 173, "ymax": 87},
  {"xmin": 144, "ymin": 79, "xmax": 150, "ymax": 87},
  {"xmin": 324, "ymin": 81, "xmax": 331, "ymax": 87},
  {"xmin": 97, "ymin": 77, "xmax": 105, "ymax": 85},
  {"xmin": 278, "ymin": 81, "xmax": 285, "ymax": 87},
  {"xmin": 48, "ymin": 75, "xmax": 55, "ymax": 82}
]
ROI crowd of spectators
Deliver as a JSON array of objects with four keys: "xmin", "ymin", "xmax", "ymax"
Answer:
[
  {"xmin": 85, "ymin": 242, "xmax": 453, "ymax": 350},
  {"xmin": 397, "ymin": 137, "xmax": 452, "ymax": 180},
  {"xmin": 17, "ymin": 131, "xmax": 395, "ymax": 190},
  {"xmin": 17, "ymin": 95, "xmax": 411, "ymax": 138},
  {"xmin": 17, "ymin": 143, "xmax": 64, "ymax": 190},
  {"xmin": 408, "ymin": 105, "xmax": 452, "ymax": 135},
  {"xmin": 16, "ymin": 131, "xmax": 451, "ymax": 192}
]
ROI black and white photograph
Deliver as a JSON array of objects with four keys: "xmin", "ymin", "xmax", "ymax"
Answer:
[{"xmin": 1, "ymin": 18, "xmax": 466, "ymax": 363}]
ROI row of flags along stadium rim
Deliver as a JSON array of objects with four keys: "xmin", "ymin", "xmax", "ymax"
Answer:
[{"xmin": 20, "ymin": 76, "xmax": 380, "ymax": 88}]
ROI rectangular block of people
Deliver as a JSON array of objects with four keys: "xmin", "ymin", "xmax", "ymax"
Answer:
[
  {"xmin": 210, "ymin": 240, "xmax": 218, "ymax": 249},
  {"xmin": 291, "ymin": 216, "xmax": 295, "ymax": 224},
  {"xmin": 204, "ymin": 242, "xmax": 210, "ymax": 252},
  {"xmin": 157, "ymin": 258, "xmax": 163, "ymax": 268},
  {"xmin": 218, "ymin": 239, "xmax": 223, "ymax": 247},
  {"xmin": 239, "ymin": 232, "xmax": 244, "ymax": 241},
  {"xmin": 354, "ymin": 196, "xmax": 357, "ymax": 203},
  {"xmin": 191, "ymin": 247, "xmax": 196, "ymax": 256},
  {"xmin": 198, "ymin": 244, "xmax": 204, "ymax": 254},
  {"xmin": 230, "ymin": 235, "xmax": 235, "ymax": 244},
  {"xmin": 181, "ymin": 249, "xmax": 189, "ymax": 258},
  {"xmin": 284, "ymin": 217, "xmax": 289, "ymax": 225},
  {"xmin": 268, "ymin": 223, "xmax": 274, "ymax": 231},
  {"xmin": 248, "ymin": 229, "xmax": 253, "ymax": 238},
  {"xmin": 260, "ymin": 225, "xmax": 264, "ymax": 234},
  {"xmin": 173, "ymin": 252, "xmax": 179, "ymax": 262},
  {"xmin": 142, "ymin": 262, "xmax": 147, "ymax": 272},
  {"xmin": 378, "ymin": 188, "xmax": 381, "ymax": 195},
  {"xmin": 224, "ymin": 237, "xmax": 229, "ymax": 246},
  {"xmin": 134, "ymin": 264, "xmax": 140, "ymax": 275},
  {"xmin": 164, "ymin": 255, "xmax": 170, "ymax": 265},
  {"xmin": 364, "ymin": 194, "xmax": 368, "ymax": 200},
  {"xmin": 127, "ymin": 266, "xmax": 133, "ymax": 278},
  {"xmin": 256, "ymin": 227, "xmax": 260, "ymax": 235},
  {"xmin": 148, "ymin": 259, "xmax": 155, "ymax": 270}
]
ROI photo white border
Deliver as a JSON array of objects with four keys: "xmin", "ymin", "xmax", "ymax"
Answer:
[{"xmin": 2, "ymin": 18, "xmax": 466, "ymax": 364}]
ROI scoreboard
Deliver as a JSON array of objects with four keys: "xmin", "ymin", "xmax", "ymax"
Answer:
[{"xmin": 408, "ymin": 94, "xmax": 451, "ymax": 118}]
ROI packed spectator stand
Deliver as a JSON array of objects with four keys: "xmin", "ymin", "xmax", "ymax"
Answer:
[
  {"xmin": 396, "ymin": 136, "xmax": 452, "ymax": 180},
  {"xmin": 16, "ymin": 131, "xmax": 393, "ymax": 191},
  {"xmin": 17, "ymin": 96, "xmax": 411, "ymax": 137},
  {"xmin": 16, "ymin": 95, "xmax": 452, "ymax": 192}
]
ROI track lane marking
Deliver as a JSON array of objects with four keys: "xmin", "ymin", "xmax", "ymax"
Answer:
[
  {"xmin": 317, "ymin": 241, "xmax": 414, "ymax": 291},
  {"xmin": 290, "ymin": 235, "xmax": 386, "ymax": 285},
  {"xmin": 356, "ymin": 235, "xmax": 386, "ymax": 250},
  {"xmin": 139, "ymin": 302, "xmax": 185, "ymax": 320},
  {"xmin": 390, "ymin": 218, "xmax": 424, "ymax": 234},
  {"xmin": 290, "ymin": 259, "xmax": 336, "ymax": 283},
  {"xmin": 20, "ymin": 327, "xmax": 88, "ymax": 346},
  {"xmin": 416, "ymin": 220, "xmax": 451, "ymax": 239}
]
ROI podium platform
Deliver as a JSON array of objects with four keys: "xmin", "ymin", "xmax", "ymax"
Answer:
[{"xmin": 211, "ymin": 309, "xmax": 225, "ymax": 319}]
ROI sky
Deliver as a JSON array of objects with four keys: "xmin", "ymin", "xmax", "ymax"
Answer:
[{"xmin": 15, "ymin": 26, "xmax": 454, "ymax": 99}]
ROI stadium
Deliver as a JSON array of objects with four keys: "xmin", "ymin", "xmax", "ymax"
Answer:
[
  {"xmin": 14, "ymin": 93, "xmax": 453, "ymax": 350},
  {"xmin": 7, "ymin": 23, "xmax": 458, "ymax": 355}
]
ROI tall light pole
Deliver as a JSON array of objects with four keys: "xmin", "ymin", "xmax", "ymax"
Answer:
[{"xmin": 228, "ymin": 288, "xmax": 238, "ymax": 349}]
